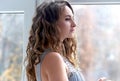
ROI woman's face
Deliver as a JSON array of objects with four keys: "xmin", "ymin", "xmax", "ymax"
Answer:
[{"xmin": 57, "ymin": 5, "xmax": 76, "ymax": 41}]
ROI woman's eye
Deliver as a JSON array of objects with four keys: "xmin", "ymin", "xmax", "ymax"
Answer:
[{"xmin": 65, "ymin": 18, "xmax": 71, "ymax": 21}]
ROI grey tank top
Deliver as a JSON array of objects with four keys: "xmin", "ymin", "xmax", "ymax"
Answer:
[{"xmin": 35, "ymin": 49, "xmax": 85, "ymax": 81}]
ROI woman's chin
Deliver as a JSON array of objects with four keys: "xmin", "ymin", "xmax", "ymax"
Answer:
[{"xmin": 67, "ymin": 34, "xmax": 75, "ymax": 38}]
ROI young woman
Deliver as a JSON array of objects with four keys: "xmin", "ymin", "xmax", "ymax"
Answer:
[{"xmin": 25, "ymin": 1, "xmax": 108, "ymax": 81}]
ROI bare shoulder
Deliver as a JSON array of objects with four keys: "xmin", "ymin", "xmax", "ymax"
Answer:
[
  {"xmin": 46, "ymin": 52, "xmax": 63, "ymax": 60},
  {"xmin": 43, "ymin": 52, "xmax": 64, "ymax": 67},
  {"xmin": 42, "ymin": 52, "xmax": 68, "ymax": 81}
]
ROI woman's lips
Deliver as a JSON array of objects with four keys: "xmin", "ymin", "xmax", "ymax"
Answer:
[{"xmin": 70, "ymin": 29, "xmax": 75, "ymax": 32}]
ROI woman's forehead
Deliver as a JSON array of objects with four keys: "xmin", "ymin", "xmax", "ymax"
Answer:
[{"xmin": 60, "ymin": 6, "xmax": 73, "ymax": 18}]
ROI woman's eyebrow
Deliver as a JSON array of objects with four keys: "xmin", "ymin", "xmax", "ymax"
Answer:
[{"xmin": 65, "ymin": 15, "xmax": 74, "ymax": 18}]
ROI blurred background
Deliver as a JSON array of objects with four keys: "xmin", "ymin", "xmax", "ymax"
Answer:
[
  {"xmin": 73, "ymin": 5, "xmax": 120, "ymax": 81},
  {"xmin": 0, "ymin": 0, "xmax": 120, "ymax": 81},
  {"xmin": 0, "ymin": 12, "xmax": 24, "ymax": 81}
]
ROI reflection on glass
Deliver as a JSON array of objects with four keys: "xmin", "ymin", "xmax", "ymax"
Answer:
[
  {"xmin": 0, "ymin": 13, "xmax": 24, "ymax": 81},
  {"xmin": 73, "ymin": 5, "xmax": 120, "ymax": 81}
]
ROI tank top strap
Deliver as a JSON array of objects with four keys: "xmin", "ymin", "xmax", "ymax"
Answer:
[
  {"xmin": 40, "ymin": 48, "xmax": 51, "ymax": 62},
  {"xmin": 35, "ymin": 48, "xmax": 51, "ymax": 81}
]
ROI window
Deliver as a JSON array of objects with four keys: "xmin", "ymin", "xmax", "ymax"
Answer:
[
  {"xmin": 0, "ymin": 11, "xmax": 24, "ymax": 81},
  {"xmin": 72, "ymin": 5, "xmax": 120, "ymax": 81}
]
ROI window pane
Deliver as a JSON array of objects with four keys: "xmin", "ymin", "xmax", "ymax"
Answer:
[
  {"xmin": 0, "ymin": 12, "xmax": 24, "ymax": 81},
  {"xmin": 73, "ymin": 5, "xmax": 120, "ymax": 81}
]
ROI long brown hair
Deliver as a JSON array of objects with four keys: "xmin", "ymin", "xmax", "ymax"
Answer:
[{"xmin": 25, "ymin": 1, "xmax": 78, "ymax": 81}]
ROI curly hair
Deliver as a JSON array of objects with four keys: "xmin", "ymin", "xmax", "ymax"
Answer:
[{"xmin": 25, "ymin": 1, "xmax": 78, "ymax": 81}]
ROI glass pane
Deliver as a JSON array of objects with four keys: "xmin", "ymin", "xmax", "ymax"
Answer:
[
  {"xmin": 0, "ymin": 12, "xmax": 24, "ymax": 81},
  {"xmin": 73, "ymin": 5, "xmax": 120, "ymax": 81}
]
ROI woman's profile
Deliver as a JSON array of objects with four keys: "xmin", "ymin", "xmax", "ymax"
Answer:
[{"xmin": 25, "ymin": 1, "xmax": 110, "ymax": 81}]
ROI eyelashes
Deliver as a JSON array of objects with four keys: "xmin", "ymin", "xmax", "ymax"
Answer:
[
  {"xmin": 65, "ymin": 17, "xmax": 74, "ymax": 21},
  {"xmin": 65, "ymin": 18, "xmax": 71, "ymax": 21}
]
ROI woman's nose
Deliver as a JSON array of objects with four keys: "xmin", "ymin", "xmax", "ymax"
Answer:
[{"xmin": 72, "ymin": 20, "xmax": 76, "ymax": 27}]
